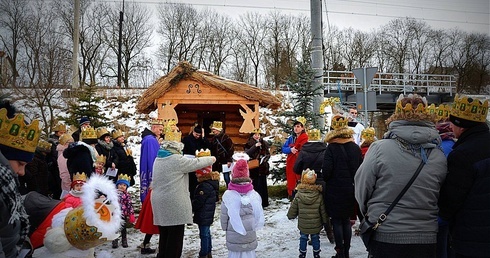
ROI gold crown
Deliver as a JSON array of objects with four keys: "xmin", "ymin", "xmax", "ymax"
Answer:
[
  {"xmin": 0, "ymin": 108, "xmax": 41, "ymax": 154},
  {"xmin": 95, "ymin": 155, "xmax": 106, "ymax": 164},
  {"xmin": 37, "ymin": 139, "xmax": 52, "ymax": 152},
  {"xmin": 195, "ymin": 148, "xmax": 211, "ymax": 157},
  {"xmin": 150, "ymin": 118, "xmax": 165, "ymax": 125},
  {"xmin": 319, "ymin": 97, "xmax": 340, "ymax": 114},
  {"xmin": 117, "ymin": 174, "xmax": 131, "ymax": 183},
  {"xmin": 395, "ymin": 94, "xmax": 427, "ymax": 115},
  {"xmin": 427, "ymin": 104, "xmax": 451, "ymax": 121},
  {"xmin": 307, "ymin": 128, "xmax": 321, "ymax": 141},
  {"xmin": 450, "ymin": 94, "xmax": 489, "ymax": 123},
  {"xmin": 111, "ymin": 129, "xmax": 124, "ymax": 139},
  {"xmin": 53, "ymin": 123, "xmax": 67, "ymax": 132},
  {"xmin": 295, "ymin": 116, "xmax": 307, "ymax": 126},
  {"xmin": 331, "ymin": 115, "xmax": 348, "ymax": 130},
  {"xmin": 210, "ymin": 121, "xmax": 223, "ymax": 130},
  {"xmin": 251, "ymin": 128, "xmax": 263, "ymax": 134},
  {"xmin": 59, "ymin": 133, "xmax": 74, "ymax": 145},
  {"xmin": 73, "ymin": 172, "xmax": 87, "ymax": 183},
  {"xmin": 164, "ymin": 131, "xmax": 182, "ymax": 142},
  {"xmin": 80, "ymin": 126, "xmax": 97, "ymax": 140},
  {"xmin": 361, "ymin": 127, "xmax": 376, "ymax": 141},
  {"xmin": 96, "ymin": 127, "xmax": 110, "ymax": 139},
  {"xmin": 301, "ymin": 168, "xmax": 317, "ymax": 184}
]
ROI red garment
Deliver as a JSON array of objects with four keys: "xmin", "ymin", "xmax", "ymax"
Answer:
[
  {"xmin": 64, "ymin": 193, "xmax": 82, "ymax": 208},
  {"xmin": 30, "ymin": 201, "xmax": 67, "ymax": 249},
  {"xmin": 286, "ymin": 132, "xmax": 309, "ymax": 196},
  {"xmin": 361, "ymin": 146, "xmax": 369, "ymax": 158},
  {"xmin": 135, "ymin": 189, "xmax": 159, "ymax": 234}
]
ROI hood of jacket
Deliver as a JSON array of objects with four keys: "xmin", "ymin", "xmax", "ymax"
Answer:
[
  {"xmin": 301, "ymin": 141, "xmax": 326, "ymax": 154},
  {"xmin": 141, "ymin": 128, "xmax": 156, "ymax": 139},
  {"xmin": 295, "ymin": 183, "xmax": 322, "ymax": 205},
  {"xmin": 385, "ymin": 120, "xmax": 440, "ymax": 147}
]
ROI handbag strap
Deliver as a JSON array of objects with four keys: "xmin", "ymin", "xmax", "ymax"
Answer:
[{"xmin": 372, "ymin": 148, "xmax": 432, "ymax": 229}]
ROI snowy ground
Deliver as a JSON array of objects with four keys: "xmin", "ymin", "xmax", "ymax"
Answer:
[{"xmin": 33, "ymin": 195, "xmax": 368, "ymax": 258}]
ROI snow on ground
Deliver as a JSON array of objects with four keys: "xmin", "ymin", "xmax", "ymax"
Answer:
[{"xmin": 47, "ymin": 197, "xmax": 368, "ymax": 258}]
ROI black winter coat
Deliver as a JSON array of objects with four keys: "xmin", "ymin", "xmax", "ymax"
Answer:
[
  {"xmin": 63, "ymin": 143, "xmax": 95, "ymax": 179},
  {"xmin": 112, "ymin": 140, "xmax": 137, "ymax": 185},
  {"xmin": 293, "ymin": 141, "xmax": 326, "ymax": 175},
  {"xmin": 323, "ymin": 140, "xmax": 362, "ymax": 218},
  {"xmin": 192, "ymin": 177, "xmax": 219, "ymax": 226},
  {"xmin": 95, "ymin": 140, "xmax": 118, "ymax": 170},
  {"xmin": 439, "ymin": 123, "xmax": 490, "ymax": 256}
]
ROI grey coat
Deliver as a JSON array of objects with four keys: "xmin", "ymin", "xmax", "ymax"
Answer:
[
  {"xmin": 355, "ymin": 120, "xmax": 447, "ymax": 244},
  {"xmin": 151, "ymin": 154, "xmax": 215, "ymax": 226}
]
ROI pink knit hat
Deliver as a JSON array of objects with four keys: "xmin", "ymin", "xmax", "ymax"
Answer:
[{"xmin": 232, "ymin": 159, "xmax": 249, "ymax": 179}]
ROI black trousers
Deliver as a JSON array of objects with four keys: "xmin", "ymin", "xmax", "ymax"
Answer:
[{"xmin": 157, "ymin": 224, "xmax": 185, "ymax": 258}]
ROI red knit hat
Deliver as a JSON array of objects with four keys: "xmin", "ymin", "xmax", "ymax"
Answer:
[
  {"xmin": 196, "ymin": 166, "xmax": 212, "ymax": 177},
  {"xmin": 232, "ymin": 159, "xmax": 249, "ymax": 179}
]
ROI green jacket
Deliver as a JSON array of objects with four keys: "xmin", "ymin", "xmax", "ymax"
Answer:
[{"xmin": 287, "ymin": 183, "xmax": 328, "ymax": 234}]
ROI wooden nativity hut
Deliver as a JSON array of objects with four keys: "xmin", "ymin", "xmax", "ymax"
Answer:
[{"xmin": 136, "ymin": 61, "xmax": 281, "ymax": 150}]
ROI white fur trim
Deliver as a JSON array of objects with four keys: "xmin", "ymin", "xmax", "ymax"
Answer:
[
  {"xmin": 80, "ymin": 174, "xmax": 122, "ymax": 240},
  {"xmin": 44, "ymin": 227, "xmax": 71, "ymax": 253}
]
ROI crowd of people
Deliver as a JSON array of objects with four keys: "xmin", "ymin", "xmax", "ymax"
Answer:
[{"xmin": 0, "ymin": 93, "xmax": 489, "ymax": 258}]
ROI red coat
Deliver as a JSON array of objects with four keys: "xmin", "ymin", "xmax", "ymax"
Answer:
[{"xmin": 282, "ymin": 132, "xmax": 309, "ymax": 196}]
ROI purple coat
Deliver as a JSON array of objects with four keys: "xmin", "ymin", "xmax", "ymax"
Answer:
[{"xmin": 139, "ymin": 128, "xmax": 159, "ymax": 202}]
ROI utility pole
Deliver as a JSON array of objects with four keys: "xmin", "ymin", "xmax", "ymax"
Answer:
[
  {"xmin": 311, "ymin": 0, "xmax": 324, "ymax": 130},
  {"xmin": 117, "ymin": 0, "xmax": 125, "ymax": 88},
  {"xmin": 72, "ymin": 0, "xmax": 80, "ymax": 89}
]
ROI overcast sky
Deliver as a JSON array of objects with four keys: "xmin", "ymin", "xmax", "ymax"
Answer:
[{"xmin": 121, "ymin": 0, "xmax": 489, "ymax": 35}]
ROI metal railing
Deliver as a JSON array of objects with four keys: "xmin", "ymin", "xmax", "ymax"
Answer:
[{"xmin": 324, "ymin": 71, "xmax": 456, "ymax": 96}]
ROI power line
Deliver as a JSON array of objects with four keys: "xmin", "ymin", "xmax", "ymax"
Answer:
[{"xmin": 65, "ymin": 0, "xmax": 490, "ymax": 27}]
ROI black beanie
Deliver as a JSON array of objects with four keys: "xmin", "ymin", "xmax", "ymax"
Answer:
[
  {"xmin": 193, "ymin": 125, "xmax": 202, "ymax": 133},
  {"xmin": 449, "ymin": 114, "xmax": 482, "ymax": 128}
]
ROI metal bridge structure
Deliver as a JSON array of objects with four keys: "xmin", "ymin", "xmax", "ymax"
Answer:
[{"xmin": 323, "ymin": 70, "xmax": 457, "ymax": 111}]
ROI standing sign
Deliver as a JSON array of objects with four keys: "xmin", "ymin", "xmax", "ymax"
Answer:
[{"xmin": 352, "ymin": 67, "xmax": 378, "ymax": 126}]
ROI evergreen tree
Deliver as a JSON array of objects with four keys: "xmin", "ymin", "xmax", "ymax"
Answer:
[
  {"xmin": 62, "ymin": 84, "xmax": 108, "ymax": 128},
  {"xmin": 269, "ymin": 52, "xmax": 323, "ymax": 182}
]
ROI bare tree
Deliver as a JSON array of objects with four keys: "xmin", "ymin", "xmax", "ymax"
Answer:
[
  {"xmin": 263, "ymin": 12, "xmax": 305, "ymax": 90},
  {"xmin": 195, "ymin": 9, "xmax": 234, "ymax": 76},
  {"xmin": 16, "ymin": 0, "xmax": 70, "ymax": 135},
  {"xmin": 106, "ymin": 2, "xmax": 153, "ymax": 88},
  {"xmin": 157, "ymin": 2, "xmax": 201, "ymax": 73},
  {"xmin": 0, "ymin": 0, "xmax": 29, "ymax": 87},
  {"xmin": 379, "ymin": 18, "xmax": 415, "ymax": 73},
  {"xmin": 408, "ymin": 20, "xmax": 431, "ymax": 75},
  {"xmin": 238, "ymin": 12, "xmax": 268, "ymax": 86}
]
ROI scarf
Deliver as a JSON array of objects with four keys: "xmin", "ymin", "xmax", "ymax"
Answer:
[
  {"xmin": 227, "ymin": 181, "xmax": 253, "ymax": 194},
  {"xmin": 0, "ymin": 163, "xmax": 30, "ymax": 243}
]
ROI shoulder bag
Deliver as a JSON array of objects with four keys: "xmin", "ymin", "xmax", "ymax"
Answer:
[{"xmin": 359, "ymin": 149, "xmax": 432, "ymax": 250}]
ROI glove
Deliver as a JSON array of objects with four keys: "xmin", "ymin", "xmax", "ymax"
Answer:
[{"xmin": 129, "ymin": 214, "xmax": 136, "ymax": 224}]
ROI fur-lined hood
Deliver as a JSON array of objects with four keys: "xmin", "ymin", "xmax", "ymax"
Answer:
[
  {"xmin": 296, "ymin": 183, "xmax": 322, "ymax": 192},
  {"xmin": 197, "ymin": 171, "xmax": 220, "ymax": 183},
  {"xmin": 324, "ymin": 127, "xmax": 355, "ymax": 144}
]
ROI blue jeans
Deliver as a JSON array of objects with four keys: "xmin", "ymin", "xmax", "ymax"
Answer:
[
  {"xmin": 300, "ymin": 232, "xmax": 320, "ymax": 253},
  {"xmin": 198, "ymin": 225, "xmax": 212, "ymax": 256},
  {"xmin": 223, "ymin": 172, "xmax": 230, "ymax": 187}
]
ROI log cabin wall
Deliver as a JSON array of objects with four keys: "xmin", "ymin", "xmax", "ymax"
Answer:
[{"xmin": 156, "ymin": 80, "xmax": 259, "ymax": 151}]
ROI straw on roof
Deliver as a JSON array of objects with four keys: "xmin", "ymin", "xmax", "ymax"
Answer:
[{"xmin": 136, "ymin": 61, "xmax": 281, "ymax": 113}]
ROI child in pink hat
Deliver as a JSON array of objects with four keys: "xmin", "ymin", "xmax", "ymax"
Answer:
[{"xmin": 220, "ymin": 157, "xmax": 265, "ymax": 258}]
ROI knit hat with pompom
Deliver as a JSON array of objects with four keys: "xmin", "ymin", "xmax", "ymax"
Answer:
[{"xmin": 232, "ymin": 159, "xmax": 249, "ymax": 179}]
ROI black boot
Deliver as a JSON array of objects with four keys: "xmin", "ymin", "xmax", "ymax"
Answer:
[
  {"xmin": 313, "ymin": 249, "xmax": 321, "ymax": 258},
  {"xmin": 344, "ymin": 244, "xmax": 350, "ymax": 258},
  {"xmin": 140, "ymin": 244, "xmax": 156, "ymax": 254},
  {"xmin": 331, "ymin": 247, "xmax": 345, "ymax": 258},
  {"xmin": 112, "ymin": 239, "xmax": 118, "ymax": 249},
  {"xmin": 121, "ymin": 235, "xmax": 128, "ymax": 248},
  {"xmin": 299, "ymin": 249, "xmax": 306, "ymax": 258}
]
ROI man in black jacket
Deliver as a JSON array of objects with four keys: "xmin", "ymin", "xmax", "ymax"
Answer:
[{"xmin": 438, "ymin": 94, "xmax": 490, "ymax": 258}]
